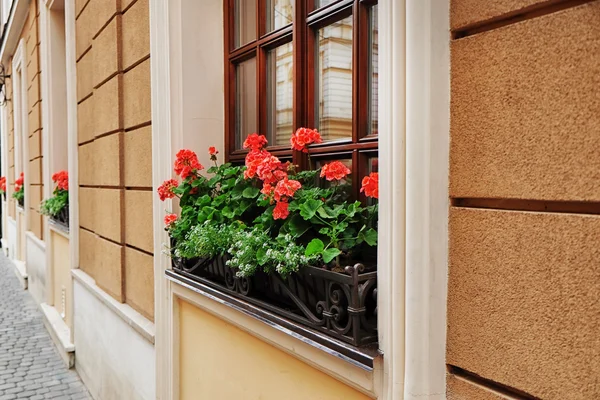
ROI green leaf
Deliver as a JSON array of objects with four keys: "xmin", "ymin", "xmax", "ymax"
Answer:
[
  {"xmin": 208, "ymin": 174, "xmax": 222, "ymax": 186},
  {"xmin": 222, "ymin": 206, "xmax": 235, "ymax": 219},
  {"xmin": 299, "ymin": 199, "xmax": 323, "ymax": 220},
  {"xmin": 212, "ymin": 194, "xmax": 227, "ymax": 207},
  {"xmin": 256, "ymin": 248, "xmax": 267, "ymax": 266},
  {"xmin": 242, "ymin": 186, "xmax": 260, "ymax": 198},
  {"xmin": 287, "ymin": 214, "xmax": 311, "ymax": 237},
  {"xmin": 305, "ymin": 239, "xmax": 325, "ymax": 256},
  {"xmin": 316, "ymin": 205, "xmax": 337, "ymax": 219},
  {"xmin": 322, "ymin": 248, "xmax": 342, "ymax": 264},
  {"xmin": 360, "ymin": 228, "xmax": 378, "ymax": 246},
  {"xmin": 195, "ymin": 195, "xmax": 211, "ymax": 207}
]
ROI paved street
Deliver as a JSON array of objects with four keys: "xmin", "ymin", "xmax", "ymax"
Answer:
[{"xmin": 0, "ymin": 254, "xmax": 90, "ymax": 400}]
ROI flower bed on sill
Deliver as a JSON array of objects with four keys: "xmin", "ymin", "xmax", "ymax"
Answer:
[
  {"xmin": 160, "ymin": 130, "xmax": 379, "ymax": 347},
  {"xmin": 41, "ymin": 171, "xmax": 69, "ymax": 228}
]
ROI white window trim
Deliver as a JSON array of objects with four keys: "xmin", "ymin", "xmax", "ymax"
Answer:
[{"xmin": 150, "ymin": 0, "xmax": 450, "ymax": 399}]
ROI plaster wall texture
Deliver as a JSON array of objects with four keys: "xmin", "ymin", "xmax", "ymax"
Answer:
[
  {"xmin": 178, "ymin": 300, "xmax": 370, "ymax": 400},
  {"xmin": 25, "ymin": 233, "xmax": 46, "ymax": 305},
  {"xmin": 51, "ymin": 229, "xmax": 72, "ymax": 327},
  {"xmin": 450, "ymin": 1, "xmax": 600, "ymax": 202},
  {"xmin": 74, "ymin": 280, "xmax": 155, "ymax": 400},
  {"xmin": 446, "ymin": 374, "xmax": 507, "ymax": 400},
  {"xmin": 448, "ymin": 207, "xmax": 600, "ymax": 399},
  {"xmin": 75, "ymin": 0, "xmax": 153, "ymax": 319}
]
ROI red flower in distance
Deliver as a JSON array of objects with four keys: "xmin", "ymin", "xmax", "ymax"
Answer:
[
  {"xmin": 360, "ymin": 172, "xmax": 379, "ymax": 199},
  {"xmin": 174, "ymin": 149, "xmax": 203, "ymax": 179},
  {"xmin": 0, "ymin": 177, "xmax": 6, "ymax": 192},
  {"xmin": 157, "ymin": 179, "xmax": 179, "ymax": 201},
  {"xmin": 290, "ymin": 128, "xmax": 322, "ymax": 153},
  {"xmin": 164, "ymin": 213, "xmax": 178, "ymax": 226},
  {"xmin": 272, "ymin": 201, "xmax": 289, "ymax": 220},
  {"xmin": 273, "ymin": 178, "xmax": 301, "ymax": 202},
  {"xmin": 208, "ymin": 147, "xmax": 218, "ymax": 155},
  {"xmin": 243, "ymin": 134, "xmax": 268, "ymax": 151},
  {"xmin": 320, "ymin": 161, "xmax": 351, "ymax": 181},
  {"xmin": 52, "ymin": 170, "xmax": 69, "ymax": 191},
  {"xmin": 15, "ymin": 173, "xmax": 24, "ymax": 186}
]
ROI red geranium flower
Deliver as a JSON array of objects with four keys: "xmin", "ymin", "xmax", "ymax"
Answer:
[
  {"xmin": 320, "ymin": 161, "xmax": 351, "ymax": 181},
  {"xmin": 272, "ymin": 201, "xmax": 289, "ymax": 220},
  {"xmin": 243, "ymin": 133, "xmax": 268, "ymax": 151},
  {"xmin": 208, "ymin": 146, "xmax": 218, "ymax": 155},
  {"xmin": 290, "ymin": 128, "xmax": 322, "ymax": 153},
  {"xmin": 244, "ymin": 150, "xmax": 269, "ymax": 179},
  {"xmin": 261, "ymin": 182, "xmax": 274, "ymax": 198},
  {"xmin": 0, "ymin": 177, "xmax": 6, "ymax": 192},
  {"xmin": 164, "ymin": 213, "xmax": 178, "ymax": 226},
  {"xmin": 256, "ymin": 155, "xmax": 285, "ymax": 184},
  {"xmin": 15, "ymin": 172, "xmax": 24, "ymax": 186},
  {"xmin": 273, "ymin": 178, "xmax": 301, "ymax": 202},
  {"xmin": 360, "ymin": 172, "xmax": 379, "ymax": 199},
  {"xmin": 174, "ymin": 149, "xmax": 203, "ymax": 179},
  {"xmin": 52, "ymin": 170, "xmax": 69, "ymax": 191},
  {"xmin": 157, "ymin": 179, "xmax": 179, "ymax": 201}
]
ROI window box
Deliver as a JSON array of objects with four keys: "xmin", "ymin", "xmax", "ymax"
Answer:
[
  {"xmin": 50, "ymin": 204, "xmax": 69, "ymax": 228},
  {"xmin": 171, "ymin": 252, "xmax": 378, "ymax": 348}
]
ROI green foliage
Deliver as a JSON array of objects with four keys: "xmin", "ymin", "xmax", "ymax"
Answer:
[
  {"xmin": 12, "ymin": 187, "xmax": 24, "ymax": 204},
  {"xmin": 40, "ymin": 189, "xmax": 68, "ymax": 218}
]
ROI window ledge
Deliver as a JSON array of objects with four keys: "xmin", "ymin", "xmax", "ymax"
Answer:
[
  {"xmin": 168, "ymin": 270, "xmax": 383, "ymax": 397},
  {"xmin": 72, "ymin": 269, "xmax": 156, "ymax": 344},
  {"xmin": 49, "ymin": 219, "xmax": 70, "ymax": 238}
]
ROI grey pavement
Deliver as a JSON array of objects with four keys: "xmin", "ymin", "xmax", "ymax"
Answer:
[{"xmin": 0, "ymin": 253, "xmax": 91, "ymax": 400}]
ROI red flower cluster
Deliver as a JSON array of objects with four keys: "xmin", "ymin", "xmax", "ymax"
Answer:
[
  {"xmin": 243, "ymin": 134, "xmax": 302, "ymax": 220},
  {"xmin": 174, "ymin": 149, "xmax": 203, "ymax": 179},
  {"xmin": 52, "ymin": 170, "xmax": 69, "ymax": 191},
  {"xmin": 360, "ymin": 172, "xmax": 378, "ymax": 199},
  {"xmin": 158, "ymin": 179, "xmax": 179, "ymax": 201},
  {"xmin": 164, "ymin": 213, "xmax": 178, "ymax": 226},
  {"xmin": 320, "ymin": 161, "xmax": 350, "ymax": 182},
  {"xmin": 243, "ymin": 133, "xmax": 268, "ymax": 151},
  {"xmin": 290, "ymin": 128, "xmax": 322, "ymax": 153},
  {"xmin": 15, "ymin": 173, "xmax": 24, "ymax": 192},
  {"xmin": 0, "ymin": 176, "xmax": 6, "ymax": 192}
]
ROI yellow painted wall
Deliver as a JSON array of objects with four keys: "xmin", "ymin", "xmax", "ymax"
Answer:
[
  {"xmin": 178, "ymin": 299, "xmax": 371, "ymax": 400},
  {"xmin": 51, "ymin": 230, "xmax": 72, "ymax": 328}
]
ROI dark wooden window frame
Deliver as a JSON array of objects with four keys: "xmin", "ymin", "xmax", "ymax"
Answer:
[{"xmin": 224, "ymin": 0, "xmax": 378, "ymax": 200}]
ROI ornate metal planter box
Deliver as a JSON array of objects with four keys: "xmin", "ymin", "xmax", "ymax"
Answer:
[{"xmin": 171, "ymin": 254, "xmax": 378, "ymax": 347}]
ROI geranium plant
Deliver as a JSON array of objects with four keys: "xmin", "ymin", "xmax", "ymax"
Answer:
[
  {"xmin": 41, "ymin": 171, "xmax": 69, "ymax": 223},
  {"xmin": 0, "ymin": 176, "xmax": 6, "ymax": 199},
  {"xmin": 12, "ymin": 173, "xmax": 24, "ymax": 207},
  {"xmin": 159, "ymin": 129, "xmax": 378, "ymax": 278}
]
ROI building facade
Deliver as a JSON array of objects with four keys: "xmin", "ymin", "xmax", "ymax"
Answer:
[{"xmin": 0, "ymin": 0, "xmax": 598, "ymax": 399}]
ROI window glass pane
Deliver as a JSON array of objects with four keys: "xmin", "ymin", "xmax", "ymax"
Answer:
[
  {"xmin": 314, "ymin": 0, "xmax": 339, "ymax": 10},
  {"xmin": 368, "ymin": 6, "xmax": 378, "ymax": 135},
  {"xmin": 266, "ymin": 0, "xmax": 293, "ymax": 32},
  {"xmin": 267, "ymin": 42, "xmax": 294, "ymax": 146},
  {"xmin": 315, "ymin": 16, "xmax": 353, "ymax": 142},
  {"xmin": 234, "ymin": 0, "xmax": 256, "ymax": 48},
  {"xmin": 235, "ymin": 58, "xmax": 257, "ymax": 148}
]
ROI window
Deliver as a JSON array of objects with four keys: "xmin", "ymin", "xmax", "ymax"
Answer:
[{"xmin": 225, "ymin": 0, "xmax": 378, "ymax": 199}]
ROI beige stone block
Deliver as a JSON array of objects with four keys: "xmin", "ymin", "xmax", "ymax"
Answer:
[
  {"xmin": 92, "ymin": 0, "xmax": 120, "ymax": 39},
  {"xmin": 29, "ymin": 158, "xmax": 42, "ymax": 185},
  {"xmin": 8, "ymin": 149, "xmax": 14, "ymax": 168},
  {"xmin": 92, "ymin": 16, "xmax": 120, "ymax": 88},
  {"xmin": 8, "ymin": 131, "xmax": 14, "ymax": 152},
  {"xmin": 78, "ymin": 141, "xmax": 96, "ymax": 186},
  {"xmin": 451, "ymin": 0, "xmax": 556, "ymax": 31},
  {"xmin": 8, "ymin": 166, "xmax": 14, "ymax": 184},
  {"xmin": 450, "ymin": 2, "xmax": 600, "ymax": 202},
  {"xmin": 77, "ymin": 96, "xmax": 94, "ymax": 144},
  {"xmin": 94, "ymin": 235, "xmax": 124, "ymax": 302},
  {"xmin": 76, "ymin": 1, "xmax": 94, "ymax": 59},
  {"xmin": 29, "ymin": 209, "xmax": 43, "ymax": 240},
  {"xmin": 123, "ymin": 126, "xmax": 152, "ymax": 187},
  {"xmin": 124, "ymin": 190, "xmax": 152, "ymax": 252},
  {"xmin": 29, "ymin": 184, "xmax": 42, "ymax": 212},
  {"xmin": 122, "ymin": 0, "xmax": 149, "ymax": 70},
  {"xmin": 79, "ymin": 187, "xmax": 95, "ymax": 231},
  {"xmin": 28, "ymin": 131, "xmax": 41, "ymax": 160},
  {"xmin": 125, "ymin": 247, "xmax": 154, "ymax": 320},
  {"xmin": 93, "ymin": 188, "xmax": 122, "ymax": 243},
  {"xmin": 122, "ymin": 58, "xmax": 150, "ymax": 129},
  {"xmin": 27, "ymin": 51, "xmax": 39, "ymax": 84},
  {"xmin": 28, "ymin": 73, "xmax": 41, "ymax": 110},
  {"xmin": 446, "ymin": 374, "xmax": 505, "ymax": 400},
  {"xmin": 28, "ymin": 102, "xmax": 41, "ymax": 133},
  {"xmin": 79, "ymin": 228, "xmax": 97, "ymax": 277},
  {"xmin": 93, "ymin": 75, "xmax": 121, "ymax": 136},
  {"xmin": 448, "ymin": 207, "xmax": 600, "ymax": 400},
  {"xmin": 8, "ymin": 198, "xmax": 14, "ymax": 218},
  {"xmin": 77, "ymin": 48, "xmax": 94, "ymax": 101},
  {"xmin": 26, "ymin": 32, "xmax": 38, "ymax": 58},
  {"xmin": 75, "ymin": 0, "xmax": 90, "ymax": 18},
  {"xmin": 95, "ymin": 132, "xmax": 122, "ymax": 186},
  {"xmin": 121, "ymin": 0, "xmax": 136, "ymax": 12}
]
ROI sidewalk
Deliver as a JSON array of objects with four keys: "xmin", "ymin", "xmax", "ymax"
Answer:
[{"xmin": 0, "ymin": 254, "xmax": 90, "ymax": 400}]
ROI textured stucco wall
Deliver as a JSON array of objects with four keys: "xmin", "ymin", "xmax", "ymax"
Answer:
[
  {"xmin": 75, "ymin": 0, "xmax": 153, "ymax": 320},
  {"xmin": 178, "ymin": 300, "xmax": 371, "ymax": 400},
  {"xmin": 51, "ymin": 230, "xmax": 72, "ymax": 328},
  {"xmin": 448, "ymin": 1, "xmax": 600, "ymax": 399}
]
